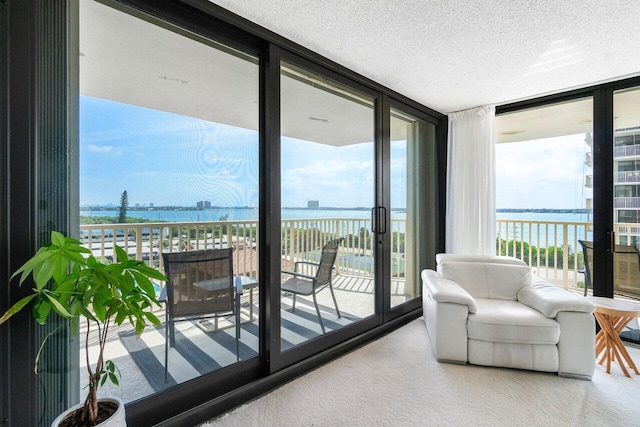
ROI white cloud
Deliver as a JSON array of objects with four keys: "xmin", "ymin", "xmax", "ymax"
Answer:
[
  {"xmin": 496, "ymin": 134, "xmax": 589, "ymax": 209},
  {"xmin": 87, "ymin": 144, "xmax": 117, "ymax": 153}
]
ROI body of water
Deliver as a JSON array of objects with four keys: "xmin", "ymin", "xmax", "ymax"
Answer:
[
  {"xmin": 81, "ymin": 208, "xmax": 406, "ymax": 223},
  {"xmin": 497, "ymin": 211, "xmax": 593, "ymax": 251}
]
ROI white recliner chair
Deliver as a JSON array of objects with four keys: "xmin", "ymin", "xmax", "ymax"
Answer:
[{"xmin": 422, "ymin": 254, "xmax": 596, "ymax": 379}]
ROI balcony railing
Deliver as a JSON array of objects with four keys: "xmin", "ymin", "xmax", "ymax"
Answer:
[
  {"xmin": 614, "ymin": 144, "xmax": 640, "ymax": 158},
  {"xmin": 497, "ymin": 219, "xmax": 590, "ymax": 289},
  {"xmin": 81, "ymin": 217, "xmax": 638, "ymax": 293},
  {"xmin": 615, "ymin": 171, "xmax": 640, "ymax": 184},
  {"xmin": 614, "ymin": 197, "xmax": 640, "ymax": 209},
  {"xmin": 80, "ymin": 217, "xmax": 407, "ymax": 282}
]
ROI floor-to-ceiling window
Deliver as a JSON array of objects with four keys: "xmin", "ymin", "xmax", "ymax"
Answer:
[
  {"xmin": 495, "ymin": 98, "xmax": 594, "ymax": 290},
  {"xmin": 76, "ymin": 0, "xmax": 261, "ymax": 404},
  {"xmin": 496, "ymin": 83, "xmax": 640, "ymax": 348},
  {"xmin": 3, "ymin": 1, "xmax": 446, "ymax": 425}
]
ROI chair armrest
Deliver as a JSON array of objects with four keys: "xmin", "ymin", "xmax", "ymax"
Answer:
[
  {"xmin": 293, "ymin": 261, "xmax": 336, "ymax": 273},
  {"xmin": 282, "ymin": 269, "xmax": 316, "ymax": 281},
  {"xmin": 518, "ymin": 275, "xmax": 595, "ymax": 318},
  {"xmin": 294, "ymin": 261, "xmax": 320, "ymax": 270},
  {"xmin": 421, "ymin": 270, "xmax": 477, "ymax": 313}
]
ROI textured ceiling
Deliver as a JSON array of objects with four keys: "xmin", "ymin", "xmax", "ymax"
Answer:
[{"xmin": 209, "ymin": 0, "xmax": 640, "ymax": 114}]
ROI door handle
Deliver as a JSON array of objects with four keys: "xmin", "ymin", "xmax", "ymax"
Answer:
[
  {"xmin": 371, "ymin": 206, "xmax": 387, "ymax": 236},
  {"xmin": 378, "ymin": 206, "xmax": 387, "ymax": 235}
]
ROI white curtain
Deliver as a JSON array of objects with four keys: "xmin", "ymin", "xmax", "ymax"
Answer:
[{"xmin": 446, "ymin": 105, "xmax": 496, "ymax": 255}]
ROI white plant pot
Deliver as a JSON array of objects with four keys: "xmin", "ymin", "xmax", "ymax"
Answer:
[{"xmin": 51, "ymin": 397, "xmax": 126, "ymax": 427}]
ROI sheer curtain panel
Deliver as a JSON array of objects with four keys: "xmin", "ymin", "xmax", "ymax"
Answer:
[{"xmin": 446, "ymin": 105, "xmax": 495, "ymax": 255}]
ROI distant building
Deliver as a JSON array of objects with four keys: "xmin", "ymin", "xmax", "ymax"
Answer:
[
  {"xmin": 149, "ymin": 203, "xmax": 154, "ymax": 208},
  {"xmin": 611, "ymin": 127, "xmax": 640, "ymax": 246},
  {"xmin": 196, "ymin": 201, "xmax": 212, "ymax": 210},
  {"xmin": 308, "ymin": 200, "xmax": 319, "ymax": 209}
]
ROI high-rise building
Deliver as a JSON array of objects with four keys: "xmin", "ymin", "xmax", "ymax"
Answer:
[
  {"xmin": 613, "ymin": 127, "xmax": 640, "ymax": 246},
  {"xmin": 308, "ymin": 200, "xmax": 319, "ymax": 209}
]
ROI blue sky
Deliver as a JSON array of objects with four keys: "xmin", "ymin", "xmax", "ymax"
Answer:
[
  {"xmin": 80, "ymin": 96, "xmax": 395, "ymax": 209},
  {"xmin": 81, "ymin": 96, "xmax": 259, "ymax": 207},
  {"xmin": 495, "ymin": 134, "xmax": 589, "ymax": 209},
  {"xmin": 82, "ymin": 95, "xmax": 589, "ymax": 211}
]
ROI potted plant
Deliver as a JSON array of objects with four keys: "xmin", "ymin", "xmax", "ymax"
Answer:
[{"xmin": 0, "ymin": 231, "xmax": 166, "ymax": 426}]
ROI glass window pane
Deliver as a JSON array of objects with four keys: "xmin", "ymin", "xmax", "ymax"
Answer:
[
  {"xmin": 280, "ymin": 61, "xmax": 375, "ymax": 348},
  {"xmin": 390, "ymin": 109, "xmax": 437, "ymax": 307},
  {"xmin": 495, "ymin": 98, "xmax": 593, "ymax": 291},
  {"xmin": 614, "ymin": 87, "xmax": 640, "ymax": 312},
  {"xmin": 79, "ymin": 0, "xmax": 259, "ymax": 403}
]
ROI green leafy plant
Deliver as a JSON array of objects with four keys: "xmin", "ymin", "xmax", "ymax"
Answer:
[{"xmin": 0, "ymin": 231, "xmax": 166, "ymax": 425}]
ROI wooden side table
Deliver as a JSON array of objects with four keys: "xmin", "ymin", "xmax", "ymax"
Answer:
[{"xmin": 586, "ymin": 296, "xmax": 640, "ymax": 377}]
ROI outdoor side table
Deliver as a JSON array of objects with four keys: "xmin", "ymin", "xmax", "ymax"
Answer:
[{"xmin": 586, "ymin": 296, "xmax": 640, "ymax": 377}]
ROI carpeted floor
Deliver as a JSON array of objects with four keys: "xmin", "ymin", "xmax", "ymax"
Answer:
[{"xmin": 202, "ymin": 318, "xmax": 640, "ymax": 427}]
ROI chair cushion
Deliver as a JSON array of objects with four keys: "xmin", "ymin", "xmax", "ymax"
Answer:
[
  {"xmin": 468, "ymin": 299, "xmax": 560, "ymax": 345},
  {"xmin": 281, "ymin": 276, "xmax": 314, "ymax": 295},
  {"xmin": 438, "ymin": 262, "xmax": 531, "ymax": 300}
]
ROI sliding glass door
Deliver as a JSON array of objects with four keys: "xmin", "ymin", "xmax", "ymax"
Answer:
[{"xmin": 279, "ymin": 59, "xmax": 376, "ymax": 350}]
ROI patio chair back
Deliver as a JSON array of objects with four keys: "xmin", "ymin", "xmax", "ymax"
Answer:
[
  {"xmin": 162, "ymin": 248, "xmax": 240, "ymax": 380},
  {"xmin": 315, "ymin": 238, "xmax": 344, "ymax": 288},
  {"xmin": 579, "ymin": 240, "xmax": 640, "ymax": 297},
  {"xmin": 162, "ymin": 248, "xmax": 235, "ymax": 319}
]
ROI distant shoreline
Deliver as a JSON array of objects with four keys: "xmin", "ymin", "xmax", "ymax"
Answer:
[
  {"xmin": 81, "ymin": 206, "xmax": 587, "ymax": 215},
  {"xmin": 80, "ymin": 206, "xmax": 406, "ymax": 212},
  {"xmin": 497, "ymin": 208, "xmax": 589, "ymax": 214}
]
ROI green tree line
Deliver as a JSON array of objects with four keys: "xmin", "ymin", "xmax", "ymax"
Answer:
[{"xmin": 496, "ymin": 238, "xmax": 585, "ymax": 269}]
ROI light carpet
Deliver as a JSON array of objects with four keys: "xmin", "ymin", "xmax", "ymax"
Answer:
[{"xmin": 202, "ymin": 318, "xmax": 640, "ymax": 427}]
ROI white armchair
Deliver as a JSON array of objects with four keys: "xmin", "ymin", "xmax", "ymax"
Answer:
[{"xmin": 422, "ymin": 254, "xmax": 596, "ymax": 379}]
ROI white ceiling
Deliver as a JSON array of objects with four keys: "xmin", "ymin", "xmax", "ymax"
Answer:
[{"xmin": 209, "ymin": 0, "xmax": 640, "ymax": 114}]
